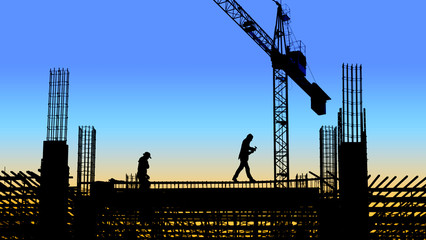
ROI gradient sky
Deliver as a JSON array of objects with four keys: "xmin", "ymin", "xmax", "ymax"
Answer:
[{"xmin": 1, "ymin": 0, "xmax": 425, "ymax": 185}]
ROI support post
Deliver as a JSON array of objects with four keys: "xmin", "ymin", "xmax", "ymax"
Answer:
[
  {"xmin": 338, "ymin": 63, "xmax": 368, "ymax": 239},
  {"xmin": 39, "ymin": 68, "xmax": 70, "ymax": 240}
]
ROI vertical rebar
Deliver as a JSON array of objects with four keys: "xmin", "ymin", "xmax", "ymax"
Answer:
[
  {"xmin": 346, "ymin": 64, "xmax": 349, "ymax": 142},
  {"xmin": 320, "ymin": 125, "xmax": 338, "ymax": 195},
  {"xmin": 46, "ymin": 68, "xmax": 69, "ymax": 142},
  {"xmin": 91, "ymin": 128, "xmax": 96, "ymax": 183},
  {"xmin": 355, "ymin": 64, "xmax": 359, "ymax": 141},
  {"xmin": 363, "ymin": 109, "xmax": 367, "ymax": 140},
  {"xmin": 341, "ymin": 63, "xmax": 364, "ymax": 143},
  {"xmin": 332, "ymin": 126, "xmax": 336, "ymax": 191},
  {"xmin": 77, "ymin": 126, "xmax": 96, "ymax": 194},
  {"xmin": 77, "ymin": 127, "xmax": 82, "ymax": 192},
  {"xmin": 351, "ymin": 64, "xmax": 354, "ymax": 142},
  {"xmin": 360, "ymin": 65, "xmax": 363, "ymax": 133},
  {"xmin": 64, "ymin": 70, "xmax": 69, "ymax": 141},
  {"xmin": 341, "ymin": 64, "xmax": 345, "ymax": 142},
  {"xmin": 319, "ymin": 127, "xmax": 324, "ymax": 194}
]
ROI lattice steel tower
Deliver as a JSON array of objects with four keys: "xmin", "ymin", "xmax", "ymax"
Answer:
[{"xmin": 77, "ymin": 126, "xmax": 96, "ymax": 193}]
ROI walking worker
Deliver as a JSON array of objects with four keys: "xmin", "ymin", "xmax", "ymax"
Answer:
[
  {"xmin": 137, "ymin": 152, "xmax": 152, "ymax": 189},
  {"xmin": 232, "ymin": 134, "xmax": 257, "ymax": 182}
]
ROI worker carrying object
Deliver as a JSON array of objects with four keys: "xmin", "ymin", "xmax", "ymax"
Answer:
[
  {"xmin": 137, "ymin": 152, "xmax": 152, "ymax": 189},
  {"xmin": 232, "ymin": 134, "xmax": 257, "ymax": 182}
]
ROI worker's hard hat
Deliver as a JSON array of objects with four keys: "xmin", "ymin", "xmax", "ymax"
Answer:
[{"xmin": 143, "ymin": 152, "xmax": 152, "ymax": 159}]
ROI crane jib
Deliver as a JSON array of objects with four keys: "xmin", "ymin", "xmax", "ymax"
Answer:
[
  {"xmin": 213, "ymin": 0, "xmax": 274, "ymax": 55},
  {"xmin": 247, "ymin": 32, "xmax": 271, "ymax": 55},
  {"xmin": 214, "ymin": 0, "xmax": 330, "ymax": 114}
]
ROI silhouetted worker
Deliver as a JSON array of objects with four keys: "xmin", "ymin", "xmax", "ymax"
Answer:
[
  {"xmin": 233, "ymin": 134, "xmax": 257, "ymax": 182},
  {"xmin": 137, "ymin": 152, "xmax": 152, "ymax": 189}
]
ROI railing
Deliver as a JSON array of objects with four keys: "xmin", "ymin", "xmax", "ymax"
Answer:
[
  {"xmin": 117, "ymin": 180, "xmax": 277, "ymax": 189},
  {"xmin": 107, "ymin": 174, "xmax": 321, "ymax": 190}
]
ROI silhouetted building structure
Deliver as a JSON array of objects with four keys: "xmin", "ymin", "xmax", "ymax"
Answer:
[
  {"xmin": 39, "ymin": 68, "xmax": 70, "ymax": 240},
  {"xmin": 338, "ymin": 63, "xmax": 368, "ymax": 239},
  {"xmin": 77, "ymin": 126, "xmax": 96, "ymax": 194}
]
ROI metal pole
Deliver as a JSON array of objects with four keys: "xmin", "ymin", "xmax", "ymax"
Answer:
[
  {"xmin": 320, "ymin": 127, "xmax": 324, "ymax": 194},
  {"xmin": 341, "ymin": 64, "xmax": 345, "ymax": 142},
  {"xmin": 47, "ymin": 70, "xmax": 52, "ymax": 140},
  {"xmin": 346, "ymin": 64, "xmax": 349, "ymax": 142},
  {"xmin": 91, "ymin": 127, "xmax": 96, "ymax": 183},
  {"xmin": 333, "ymin": 126, "xmax": 337, "ymax": 194},
  {"xmin": 77, "ymin": 126, "xmax": 82, "ymax": 192},
  {"xmin": 65, "ymin": 69, "xmax": 69, "ymax": 141},
  {"xmin": 355, "ymin": 64, "xmax": 359, "ymax": 142},
  {"xmin": 360, "ymin": 65, "xmax": 363, "ymax": 133},
  {"xmin": 351, "ymin": 64, "xmax": 354, "ymax": 142}
]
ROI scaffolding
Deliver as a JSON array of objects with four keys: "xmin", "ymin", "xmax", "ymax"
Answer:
[
  {"xmin": 77, "ymin": 126, "xmax": 96, "ymax": 194},
  {"xmin": 369, "ymin": 175, "xmax": 426, "ymax": 239},
  {"xmin": 0, "ymin": 171, "xmax": 40, "ymax": 239}
]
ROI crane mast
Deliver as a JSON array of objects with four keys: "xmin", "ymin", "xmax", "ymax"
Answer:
[
  {"xmin": 272, "ymin": 3, "xmax": 292, "ymax": 187},
  {"xmin": 213, "ymin": 0, "xmax": 330, "ymax": 187}
]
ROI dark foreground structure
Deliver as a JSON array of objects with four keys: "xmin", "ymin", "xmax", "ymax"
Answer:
[{"xmin": 0, "ymin": 173, "xmax": 425, "ymax": 239}]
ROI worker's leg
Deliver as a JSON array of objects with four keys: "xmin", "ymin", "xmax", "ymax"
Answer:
[
  {"xmin": 233, "ymin": 161, "xmax": 245, "ymax": 181},
  {"xmin": 138, "ymin": 178, "xmax": 143, "ymax": 189},
  {"xmin": 244, "ymin": 162, "xmax": 255, "ymax": 181}
]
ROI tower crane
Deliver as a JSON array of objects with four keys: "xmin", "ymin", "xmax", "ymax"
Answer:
[{"xmin": 213, "ymin": 0, "xmax": 330, "ymax": 187}]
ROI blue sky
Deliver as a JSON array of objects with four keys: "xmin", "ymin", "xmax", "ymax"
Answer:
[{"xmin": 1, "ymin": 0, "xmax": 425, "ymax": 184}]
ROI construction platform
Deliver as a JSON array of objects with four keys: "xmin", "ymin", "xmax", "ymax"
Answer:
[
  {"xmin": 98, "ymin": 180, "xmax": 319, "ymax": 208},
  {"xmin": 78, "ymin": 180, "xmax": 321, "ymax": 239},
  {"xmin": 1, "ymin": 171, "xmax": 425, "ymax": 239}
]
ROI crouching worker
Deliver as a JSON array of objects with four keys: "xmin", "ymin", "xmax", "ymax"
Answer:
[{"xmin": 137, "ymin": 152, "xmax": 152, "ymax": 189}]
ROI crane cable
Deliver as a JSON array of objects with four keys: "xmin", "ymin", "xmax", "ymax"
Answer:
[{"xmin": 307, "ymin": 64, "xmax": 317, "ymax": 84}]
